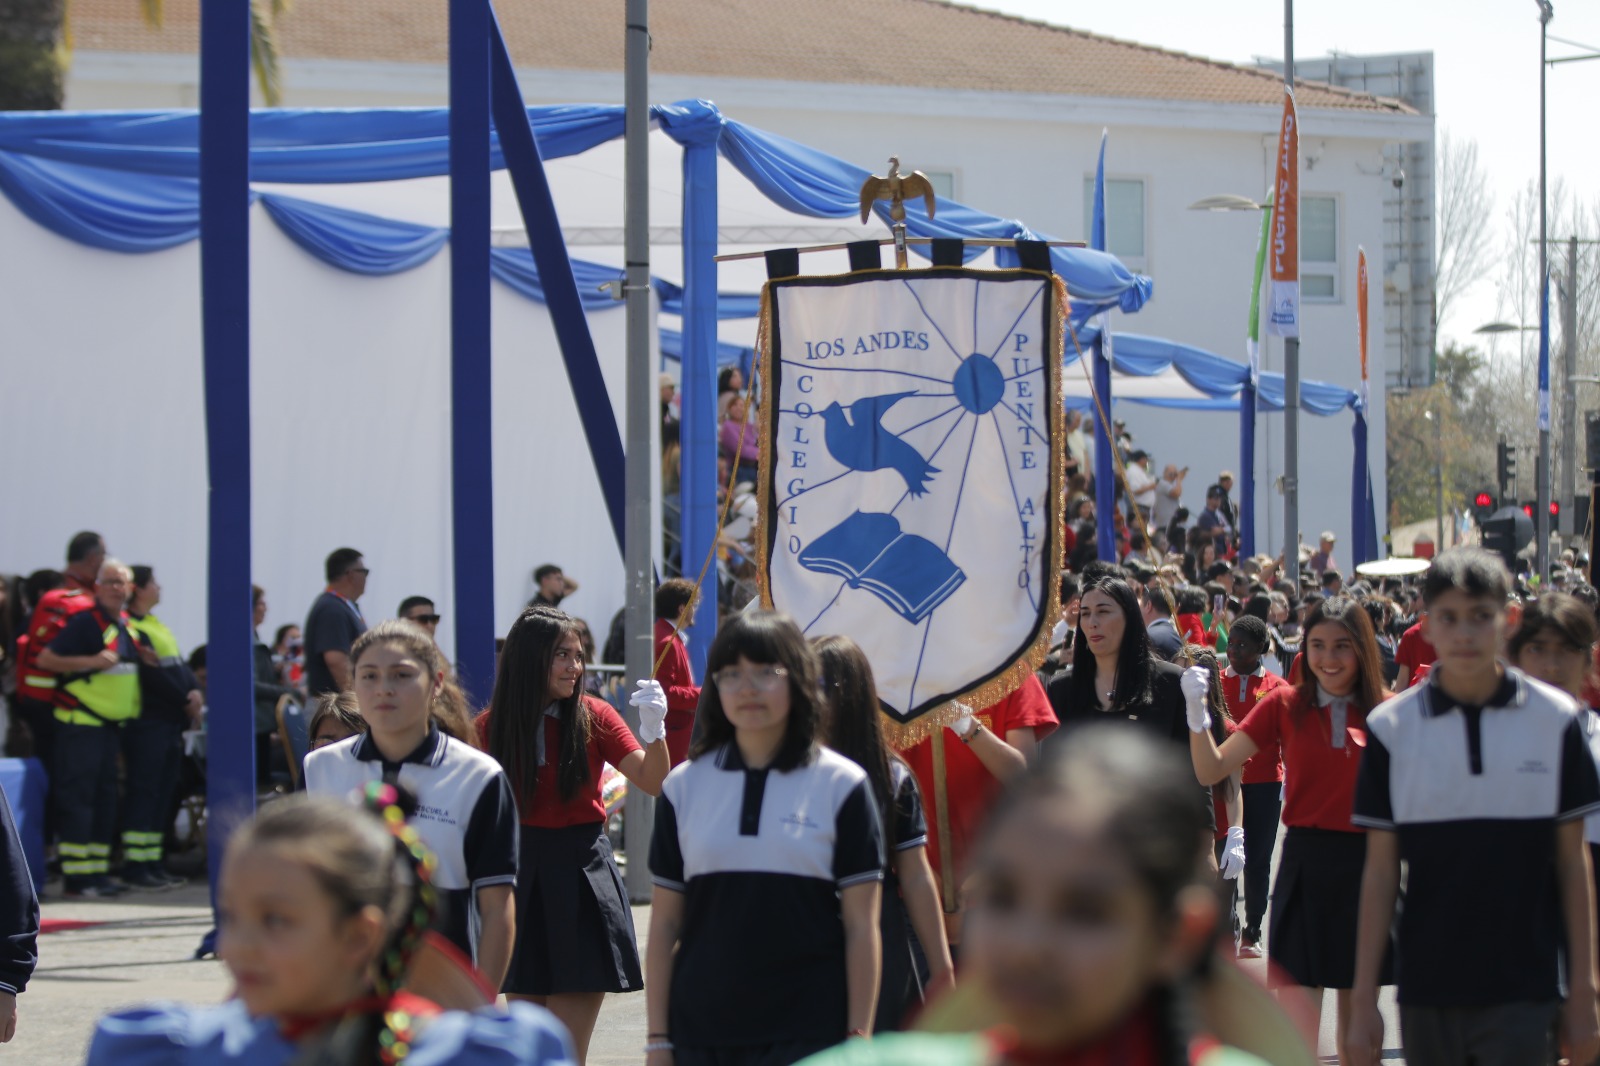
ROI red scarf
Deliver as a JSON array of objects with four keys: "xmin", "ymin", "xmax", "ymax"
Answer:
[{"xmin": 276, "ymin": 990, "xmax": 439, "ymax": 1042}]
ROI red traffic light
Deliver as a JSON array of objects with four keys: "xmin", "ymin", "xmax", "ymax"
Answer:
[
  {"xmin": 1475, "ymin": 492, "xmax": 1494, "ymax": 508},
  {"xmin": 1551, "ymin": 500, "xmax": 1561, "ymax": 516},
  {"xmin": 1523, "ymin": 504, "xmax": 1535, "ymax": 518}
]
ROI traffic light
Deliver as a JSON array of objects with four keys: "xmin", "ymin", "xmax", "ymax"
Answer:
[
  {"xmin": 1473, "ymin": 490, "xmax": 1497, "ymax": 524},
  {"xmin": 1482, "ymin": 516, "xmax": 1519, "ymax": 572},
  {"xmin": 1550, "ymin": 499, "xmax": 1561, "ymax": 519},
  {"xmin": 1522, "ymin": 502, "xmax": 1535, "ymax": 519},
  {"xmin": 1497, "ymin": 440, "xmax": 1518, "ymax": 497}
]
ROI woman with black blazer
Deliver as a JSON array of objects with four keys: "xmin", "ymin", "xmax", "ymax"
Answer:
[{"xmin": 1044, "ymin": 575, "xmax": 1215, "ymax": 842}]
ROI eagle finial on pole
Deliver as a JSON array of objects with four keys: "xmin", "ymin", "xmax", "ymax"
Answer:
[{"xmin": 858, "ymin": 156, "xmax": 938, "ymax": 225}]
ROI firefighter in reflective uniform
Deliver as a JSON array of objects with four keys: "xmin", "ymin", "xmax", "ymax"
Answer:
[
  {"xmin": 123, "ymin": 566, "xmax": 200, "ymax": 890},
  {"xmin": 13, "ymin": 532, "xmax": 106, "ymax": 818},
  {"xmin": 35, "ymin": 560, "xmax": 143, "ymax": 899}
]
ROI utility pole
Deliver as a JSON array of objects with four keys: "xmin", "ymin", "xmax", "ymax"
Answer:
[
  {"xmin": 621, "ymin": 0, "xmax": 655, "ymax": 901},
  {"xmin": 1562, "ymin": 235, "xmax": 1578, "ymax": 538},
  {"xmin": 1537, "ymin": 0, "xmax": 1552, "ymax": 577},
  {"xmin": 1282, "ymin": 0, "xmax": 1300, "ymax": 583}
]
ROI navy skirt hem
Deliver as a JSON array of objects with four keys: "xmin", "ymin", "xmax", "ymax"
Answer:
[{"xmin": 503, "ymin": 821, "xmax": 643, "ymax": 996}]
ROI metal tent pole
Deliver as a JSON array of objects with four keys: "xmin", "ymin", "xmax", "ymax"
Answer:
[{"xmin": 621, "ymin": 0, "xmax": 656, "ymax": 902}]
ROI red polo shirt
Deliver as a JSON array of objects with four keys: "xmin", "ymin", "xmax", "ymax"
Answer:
[
  {"xmin": 1237, "ymin": 686, "xmax": 1371, "ymax": 833},
  {"xmin": 1223, "ymin": 668, "xmax": 1289, "ymax": 784},
  {"xmin": 900, "ymin": 674, "xmax": 1058, "ymax": 886},
  {"xmin": 477, "ymin": 695, "xmax": 640, "ymax": 828},
  {"xmin": 1395, "ymin": 622, "xmax": 1436, "ymax": 688}
]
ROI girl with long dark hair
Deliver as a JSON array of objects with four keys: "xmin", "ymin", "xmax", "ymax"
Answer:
[
  {"xmin": 647, "ymin": 612, "xmax": 884, "ymax": 1066},
  {"xmin": 478, "ymin": 605, "xmax": 670, "ymax": 1065},
  {"xmin": 813, "ymin": 635, "xmax": 954, "ymax": 1031},
  {"xmin": 1186, "ymin": 597, "xmax": 1393, "ymax": 1061}
]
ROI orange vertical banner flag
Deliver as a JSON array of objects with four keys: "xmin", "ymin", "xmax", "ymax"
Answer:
[
  {"xmin": 1267, "ymin": 87, "xmax": 1299, "ymax": 338},
  {"xmin": 1357, "ymin": 247, "xmax": 1369, "ymax": 396}
]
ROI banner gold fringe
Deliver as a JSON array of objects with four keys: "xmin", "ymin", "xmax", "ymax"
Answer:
[{"xmin": 753, "ymin": 268, "xmax": 1069, "ymax": 752}]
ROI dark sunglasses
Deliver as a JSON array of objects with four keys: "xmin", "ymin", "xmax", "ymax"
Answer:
[{"xmin": 407, "ymin": 613, "xmax": 441, "ymax": 625}]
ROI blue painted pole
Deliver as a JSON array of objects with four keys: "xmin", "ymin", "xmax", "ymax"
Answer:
[
  {"xmin": 1092, "ymin": 333, "xmax": 1116, "ymax": 561},
  {"xmin": 487, "ymin": 19, "xmax": 628, "ymax": 555},
  {"xmin": 1239, "ymin": 382, "xmax": 1257, "ymax": 557},
  {"xmin": 199, "ymin": 0, "xmax": 255, "ymax": 922},
  {"xmin": 678, "ymin": 138, "xmax": 720, "ymax": 679},
  {"xmin": 449, "ymin": 0, "xmax": 495, "ymax": 702}
]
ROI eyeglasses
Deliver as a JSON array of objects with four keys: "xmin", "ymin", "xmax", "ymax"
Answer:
[
  {"xmin": 350, "ymin": 568, "xmax": 371, "ymax": 576},
  {"xmin": 711, "ymin": 665, "xmax": 789, "ymax": 691},
  {"xmin": 408, "ymin": 614, "xmax": 441, "ymax": 625}
]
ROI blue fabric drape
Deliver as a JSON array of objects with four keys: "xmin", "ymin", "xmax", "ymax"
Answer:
[
  {"xmin": 714, "ymin": 117, "xmax": 1152, "ymax": 320},
  {"xmin": 260, "ymin": 194, "xmax": 448, "ymax": 275},
  {"xmin": 1239, "ymin": 383, "xmax": 1257, "ymax": 556},
  {"xmin": 658, "ymin": 328, "xmax": 752, "ymax": 368},
  {"xmin": 653, "ymin": 278, "xmax": 760, "ymax": 320},
  {"xmin": 0, "ymin": 149, "xmax": 208, "ymax": 253},
  {"xmin": 1066, "ymin": 328, "xmax": 1358, "ymax": 416}
]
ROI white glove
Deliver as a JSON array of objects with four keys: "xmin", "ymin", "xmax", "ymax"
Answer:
[
  {"xmin": 630, "ymin": 679, "xmax": 668, "ymax": 744},
  {"xmin": 1180, "ymin": 665, "xmax": 1212, "ymax": 734},
  {"xmin": 949, "ymin": 702, "xmax": 978, "ymax": 739},
  {"xmin": 1050, "ymin": 617, "xmax": 1069, "ymax": 647},
  {"xmin": 1219, "ymin": 826, "xmax": 1245, "ymax": 881}
]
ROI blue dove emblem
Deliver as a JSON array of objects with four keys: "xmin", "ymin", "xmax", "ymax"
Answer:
[{"xmin": 820, "ymin": 391, "xmax": 939, "ymax": 497}]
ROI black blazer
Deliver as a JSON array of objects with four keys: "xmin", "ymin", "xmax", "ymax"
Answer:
[{"xmin": 1045, "ymin": 658, "xmax": 1214, "ymax": 831}]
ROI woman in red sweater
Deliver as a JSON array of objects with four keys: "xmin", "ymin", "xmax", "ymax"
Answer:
[{"xmin": 1184, "ymin": 598, "xmax": 1394, "ymax": 1064}]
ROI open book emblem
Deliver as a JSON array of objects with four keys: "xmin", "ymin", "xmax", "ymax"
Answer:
[{"xmin": 798, "ymin": 511, "xmax": 965, "ymax": 624}]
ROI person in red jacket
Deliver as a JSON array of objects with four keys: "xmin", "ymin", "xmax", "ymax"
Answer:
[
  {"xmin": 899, "ymin": 673, "xmax": 1058, "ymax": 951},
  {"xmin": 652, "ymin": 579, "xmax": 702, "ymax": 768},
  {"xmin": 1393, "ymin": 617, "xmax": 1436, "ymax": 690}
]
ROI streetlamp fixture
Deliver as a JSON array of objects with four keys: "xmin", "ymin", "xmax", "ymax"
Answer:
[
  {"xmin": 1473, "ymin": 322, "xmax": 1538, "ymax": 334},
  {"xmin": 1186, "ymin": 195, "xmax": 1270, "ymax": 213}
]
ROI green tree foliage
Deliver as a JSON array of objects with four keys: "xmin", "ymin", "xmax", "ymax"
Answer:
[{"xmin": 1386, "ymin": 342, "xmax": 1497, "ymax": 527}]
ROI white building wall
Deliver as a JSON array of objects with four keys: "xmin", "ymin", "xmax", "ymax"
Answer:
[{"xmin": 64, "ymin": 52, "xmax": 1432, "ymax": 558}]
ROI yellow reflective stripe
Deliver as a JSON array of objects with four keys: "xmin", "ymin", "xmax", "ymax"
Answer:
[
  {"xmin": 59, "ymin": 843, "xmax": 91, "ymax": 858},
  {"xmin": 101, "ymin": 625, "xmax": 118, "ymax": 644},
  {"xmin": 122, "ymin": 831, "xmax": 163, "ymax": 846},
  {"xmin": 86, "ymin": 843, "xmax": 110, "ymax": 857},
  {"xmin": 61, "ymin": 860, "xmax": 97, "ymax": 875},
  {"xmin": 124, "ymin": 847, "xmax": 162, "ymax": 862}
]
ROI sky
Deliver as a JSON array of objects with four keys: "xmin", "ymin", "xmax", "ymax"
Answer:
[{"xmin": 979, "ymin": 0, "xmax": 1600, "ymax": 348}]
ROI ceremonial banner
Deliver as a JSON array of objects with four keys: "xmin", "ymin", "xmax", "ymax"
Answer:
[
  {"xmin": 1266, "ymin": 87, "xmax": 1300, "ymax": 338},
  {"xmin": 758, "ymin": 268, "xmax": 1064, "ymax": 736}
]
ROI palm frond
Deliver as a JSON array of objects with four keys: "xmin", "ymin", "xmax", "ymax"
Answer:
[{"xmin": 249, "ymin": 0, "xmax": 283, "ymax": 106}]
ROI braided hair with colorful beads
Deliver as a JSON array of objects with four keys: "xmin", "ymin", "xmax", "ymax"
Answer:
[{"xmin": 223, "ymin": 784, "xmax": 441, "ymax": 1066}]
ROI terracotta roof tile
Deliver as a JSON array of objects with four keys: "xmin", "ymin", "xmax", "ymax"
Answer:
[{"xmin": 70, "ymin": 0, "xmax": 1412, "ymax": 114}]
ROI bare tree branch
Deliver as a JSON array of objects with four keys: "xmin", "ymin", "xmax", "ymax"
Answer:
[{"xmin": 1435, "ymin": 130, "xmax": 1497, "ymax": 334}]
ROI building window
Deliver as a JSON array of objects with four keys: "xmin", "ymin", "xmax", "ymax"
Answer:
[
  {"xmin": 1301, "ymin": 195, "xmax": 1338, "ymax": 302},
  {"xmin": 922, "ymin": 170, "xmax": 957, "ymax": 201},
  {"xmin": 1081, "ymin": 177, "xmax": 1146, "ymax": 261}
]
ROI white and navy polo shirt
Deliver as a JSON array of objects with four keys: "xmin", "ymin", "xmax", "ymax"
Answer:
[
  {"xmin": 1353, "ymin": 666, "xmax": 1600, "ymax": 1006},
  {"xmin": 303, "ymin": 725, "xmax": 518, "ymax": 965},
  {"xmin": 650, "ymin": 742, "xmax": 885, "ymax": 1048}
]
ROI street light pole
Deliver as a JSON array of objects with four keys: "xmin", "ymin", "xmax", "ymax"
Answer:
[
  {"xmin": 1538, "ymin": 0, "xmax": 1552, "ymax": 577},
  {"xmin": 1562, "ymin": 235, "xmax": 1578, "ymax": 538},
  {"xmin": 1282, "ymin": 0, "xmax": 1300, "ymax": 584},
  {"xmin": 1426, "ymin": 410, "xmax": 1445, "ymax": 551}
]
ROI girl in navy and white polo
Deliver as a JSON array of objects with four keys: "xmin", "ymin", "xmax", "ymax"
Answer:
[{"xmin": 646, "ymin": 611, "xmax": 885, "ymax": 1066}]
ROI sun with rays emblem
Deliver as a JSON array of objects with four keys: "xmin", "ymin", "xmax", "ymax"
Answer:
[{"xmin": 760, "ymin": 269, "xmax": 1062, "ymax": 726}]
